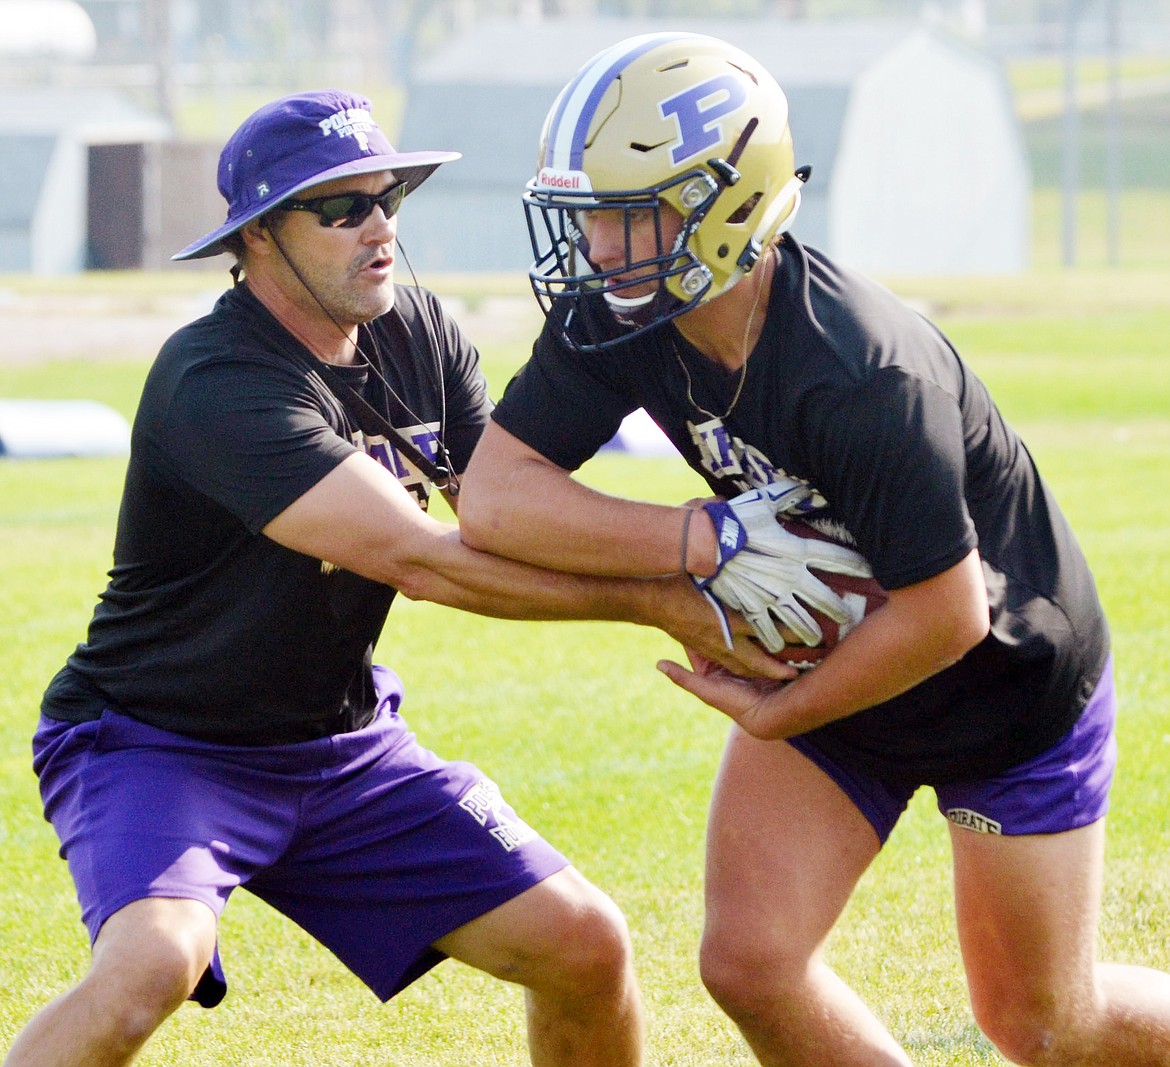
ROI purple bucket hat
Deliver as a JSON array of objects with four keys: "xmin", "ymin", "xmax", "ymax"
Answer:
[{"xmin": 173, "ymin": 89, "xmax": 460, "ymax": 261}]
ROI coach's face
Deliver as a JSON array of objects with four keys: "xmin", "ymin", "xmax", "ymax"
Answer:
[{"xmin": 264, "ymin": 169, "xmax": 402, "ymax": 330}]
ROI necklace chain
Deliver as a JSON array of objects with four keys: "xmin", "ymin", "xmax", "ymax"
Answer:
[{"xmin": 671, "ymin": 247, "xmax": 773, "ymax": 422}]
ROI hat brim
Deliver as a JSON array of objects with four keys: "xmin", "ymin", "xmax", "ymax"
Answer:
[{"xmin": 171, "ymin": 149, "xmax": 460, "ymax": 261}]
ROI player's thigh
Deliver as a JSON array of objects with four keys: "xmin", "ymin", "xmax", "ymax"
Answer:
[
  {"xmin": 90, "ymin": 897, "xmax": 218, "ymax": 1003},
  {"xmin": 433, "ymin": 866, "xmax": 630, "ymax": 990},
  {"xmin": 704, "ymin": 726, "xmax": 884, "ymax": 962},
  {"xmin": 948, "ymin": 665, "xmax": 1116, "ymax": 1011},
  {"xmin": 951, "ymin": 818, "xmax": 1104, "ymax": 1012}
]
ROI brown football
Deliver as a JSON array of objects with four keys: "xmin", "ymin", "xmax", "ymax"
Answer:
[{"xmin": 773, "ymin": 516, "xmax": 888, "ymax": 667}]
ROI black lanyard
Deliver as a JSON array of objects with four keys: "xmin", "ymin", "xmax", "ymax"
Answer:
[
  {"xmin": 312, "ymin": 357, "xmax": 455, "ymax": 493},
  {"xmin": 237, "ymin": 285, "xmax": 459, "ymax": 495}
]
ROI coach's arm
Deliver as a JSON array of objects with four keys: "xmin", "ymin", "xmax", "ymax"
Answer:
[{"xmin": 264, "ymin": 444, "xmax": 788, "ymax": 680}]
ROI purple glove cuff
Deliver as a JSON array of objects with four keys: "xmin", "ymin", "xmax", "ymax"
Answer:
[{"xmin": 699, "ymin": 500, "xmax": 749, "ymax": 587}]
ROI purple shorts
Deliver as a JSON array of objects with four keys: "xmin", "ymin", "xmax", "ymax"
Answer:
[
  {"xmin": 32, "ymin": 666, "xmax": 569, "ymax": 1008},
  {"xmin": 788, "ymin": 657, "xmax": 1118, "ymax": 844}
]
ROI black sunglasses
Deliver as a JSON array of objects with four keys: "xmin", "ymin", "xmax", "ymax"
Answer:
[{"xmin": 277, "ymin": 182, "xmax": 407, "ymax": 228}]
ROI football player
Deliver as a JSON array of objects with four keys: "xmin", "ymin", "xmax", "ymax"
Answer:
[{"xmin": 459, "ymin": 32, "xmax": 1170, "ymax": 1066}]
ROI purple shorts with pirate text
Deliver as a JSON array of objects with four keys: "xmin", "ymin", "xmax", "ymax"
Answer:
[
  {"xmin": 32, "ymin": 666, "xmax": 569, "ymax": 1007},
  {"xmin": 788, "ymin": 657, "xmax": 1118, "ymax": 844}
]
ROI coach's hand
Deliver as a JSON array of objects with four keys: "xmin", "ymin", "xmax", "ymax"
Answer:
[{"xmin": 650, "ymin": 575, "xmax": 798, "ymax": 681}]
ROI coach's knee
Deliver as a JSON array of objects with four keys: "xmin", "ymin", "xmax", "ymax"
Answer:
[
  {"xmin": 532, "ymin": 874, "xmax": 636, "ymax": 1001},
  {"xmin": 89, "ymin": 900, "xmax": 216, "ymax": 1041},
  {"xmin": 557, "ymin": 886, "xmax": 635, "ymax": 995}
]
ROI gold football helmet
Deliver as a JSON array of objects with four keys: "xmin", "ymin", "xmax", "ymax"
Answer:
[{"xmin": 525, "ymin": 32, "xmax": 807, "ymax": 350}]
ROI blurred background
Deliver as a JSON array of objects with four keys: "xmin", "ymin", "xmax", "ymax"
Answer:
[{"xmin": 1, "ymin": 0, "xmax": 1168, "ymax": 276}]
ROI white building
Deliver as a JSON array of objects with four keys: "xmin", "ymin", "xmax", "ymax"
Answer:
[{"xmin": 398, "ymin": 16, "xmax": 1031, "ymax": 276}]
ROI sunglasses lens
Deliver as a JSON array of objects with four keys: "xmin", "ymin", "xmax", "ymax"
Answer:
[
  {"xmin": 383, "ymin": 184, "xmax": 407, "ymax": 217},
  {"xmin": 319, "ymin": 195, "xmax": 364, "ymax": 226},
  {"xmin": 316, "ymin": 185, "xmax": 406, "ymax": 228}
]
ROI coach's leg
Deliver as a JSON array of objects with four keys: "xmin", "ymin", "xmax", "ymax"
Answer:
[
  {"xmin": 700, "ymin": 727, "xmax": 912, "ymax": 1066},
  {"xmin": 2, "ymin": 897, "xmax": 217, "ymax": 1067},
  {"xmin": 953, "ymin": 818, "xmax": 1170, "ymax": 1066},
  {"xmin": 434, "ymin": 866, "xmax": 643, "ymax": 1066}
]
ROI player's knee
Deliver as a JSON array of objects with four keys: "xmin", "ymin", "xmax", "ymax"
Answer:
[
  {"xmin": 977, "ymin": 1014, "xmax": 1062, "ymax": 1066},
  {"xmin": 699, "ymin": 925, "xmax": 803, "ymax": 1022},
  {"xmin": 699, "ymin": 945, "xmax": 759, "ymax": 1021},
  {"xmin": 971, "ymin": 991, "xmax": 1077, "ymax": 1066}
]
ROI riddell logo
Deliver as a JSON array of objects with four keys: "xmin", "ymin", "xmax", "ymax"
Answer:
[{"xmin": 537, "ymin": 167, "xmax": 592, "ymax": 191}]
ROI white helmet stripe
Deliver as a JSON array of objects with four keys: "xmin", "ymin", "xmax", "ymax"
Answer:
[{"xmin": 543, "ymin": 32, "xmax": 697, "ymax": 172}]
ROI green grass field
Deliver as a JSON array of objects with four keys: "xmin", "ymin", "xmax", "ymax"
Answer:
[
  {"xmin": 1, "ymin": 265, "xmax": 1168, "ymax": 1065},
  {"xmin": 1, "ymin": 40, "xmax": 1166, "ymax": 1062}
]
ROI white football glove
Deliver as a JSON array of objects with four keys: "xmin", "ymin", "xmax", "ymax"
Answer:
[{"xmin": 696, "ymin": 482, "xmax": 873, "ymax": 653}]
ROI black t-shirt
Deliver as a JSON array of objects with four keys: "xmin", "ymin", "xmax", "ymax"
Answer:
[
  {"xmin": 42, "ymin": 283, "xmax": 492, "ymax": 744},
  {"xmin": 492, "ymin": 239, "xmax": 1110, "ymax": 784}
]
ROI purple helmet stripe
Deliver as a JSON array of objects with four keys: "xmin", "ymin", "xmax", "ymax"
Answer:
[{"xmin": 543, "ymin": 32, "xmax": 696, "ymax": 172}]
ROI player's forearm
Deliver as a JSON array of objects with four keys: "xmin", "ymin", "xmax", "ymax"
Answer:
[
  {"xmin": 662, "ymin": 551, "xmax": 990, "ymax": 738},
  {"xmin": 459, "ymin": 423, "xmax": 717, "ymax": 577},
  {"xmin": 751, "ymin": 606, "xmax": 977, "ymax": 737},
  {"xmin": 461, "ymin": 464, "xmax": 683, "ymax": 575}
]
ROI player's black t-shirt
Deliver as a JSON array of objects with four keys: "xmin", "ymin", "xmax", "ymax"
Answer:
[
  {"xmin": 492, "ymin": 238, "xmax": 1110, "ymax": 784},
  {"xmin": 42, "ymin": 283, "xmax": 491, "ymax": 745}
]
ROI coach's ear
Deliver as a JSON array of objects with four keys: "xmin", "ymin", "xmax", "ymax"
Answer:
[{"xmin": 240, "ymin": 215, "xmax": 275, "ymax": 255}]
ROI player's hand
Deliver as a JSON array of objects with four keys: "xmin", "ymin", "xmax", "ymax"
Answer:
[
  {"xmin": 697, "ymin": 485, "xmax": 872, "ymax": 652},
  {"xmin": 657, "ymin": 648, "xmax": 795, "ymax": 739}
]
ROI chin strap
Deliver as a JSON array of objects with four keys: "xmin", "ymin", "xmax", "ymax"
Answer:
[
  {"xmin": 753, "ymin": 167, "xmax": 810, "ymax": 252},
  {"xmin": 718, "ymin": 167, "xmax": 812, "ymax": 297}
]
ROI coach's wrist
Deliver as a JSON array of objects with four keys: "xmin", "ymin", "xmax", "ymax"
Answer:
[{"xmin": 623, "ymin": 573, "xmax": 692, "ymax": 629}]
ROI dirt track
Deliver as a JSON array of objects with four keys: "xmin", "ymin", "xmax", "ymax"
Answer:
[
  {"xmin": 0, "ymin": 286, "xmax": 539, "ymax": 365},
  {"xmin": 0, "ymin": 289, "xmax": 219, "ymax": 365}
]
